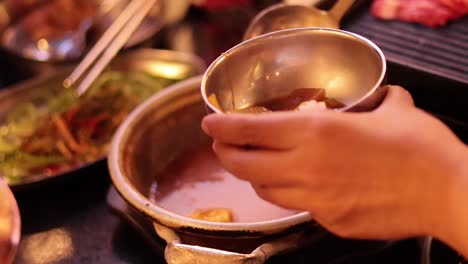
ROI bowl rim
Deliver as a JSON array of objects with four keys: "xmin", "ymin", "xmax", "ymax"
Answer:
[
  {"xmin": 201, "ymin": 27, "xmax": 387, "ymax": 113},
  {"xmin": 109, "ymin": 76, "xmax": 312, "ymax": 234}
]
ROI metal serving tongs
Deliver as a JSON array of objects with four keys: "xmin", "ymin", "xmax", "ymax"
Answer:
[{"xmin": 63, "ymin": 0, "xmax": 160, "ymax": 96}]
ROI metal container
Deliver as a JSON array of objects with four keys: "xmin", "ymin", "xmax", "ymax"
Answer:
[
  {"xmin": 0, "ymin": 0, "xmax": 171, "ymax": 63},
  {"xmin": 109, "ymin": 76, "xmax": 331, "ymax": 264},
  {"xmin": 0, "ymin": 177, "xmax": 20, "ymax": 264},
  {"xmin": 0, "ymin": 48, "xmax": 205, "ymax": 190},
  {"xmin": 201, "ymin": 27, "xmax": 387, "ymax": 113}
]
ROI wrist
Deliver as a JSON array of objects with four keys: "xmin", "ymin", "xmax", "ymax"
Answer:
[{"xmin": 433, "ymin": 145, "xmax": 468, "ymax": 257}]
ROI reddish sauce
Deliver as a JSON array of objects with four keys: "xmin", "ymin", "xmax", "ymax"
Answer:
[{"xmin": 149, "ymin": 145, "xmax": 298, "ymax": 223}]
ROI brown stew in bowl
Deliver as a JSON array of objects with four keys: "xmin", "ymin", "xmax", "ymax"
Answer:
[
  {"xmin": 149, "ymin": 145, "xmax": 298, "ymax": 223},
  {"xmin": 209, "ymin": 88, "xmax": 346, "ymax": 113},
  {"xmin": 250, "ymin": 88, "xmax": 345, "ymax": 112}
]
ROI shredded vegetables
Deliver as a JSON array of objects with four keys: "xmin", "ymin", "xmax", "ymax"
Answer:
[{"xmin": 0, "ymin": 70, "xmax": 178, "ymax": 184}]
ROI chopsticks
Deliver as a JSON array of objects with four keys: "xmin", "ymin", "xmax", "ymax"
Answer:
[{"xmin": 63, "ymin": 0, "xmax": 159, "ymax": 96}]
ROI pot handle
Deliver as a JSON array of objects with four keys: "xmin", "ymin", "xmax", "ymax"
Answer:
[{"xmin": 154, "ymin": 223, "xmax": 326, "ymax": 264}]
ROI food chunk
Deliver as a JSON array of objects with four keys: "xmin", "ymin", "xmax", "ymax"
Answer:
[
  {"xmin": 296, "ymin": 100, "xmax": 327, "ymax": 111},
  {"xmin": 190, "ymin": 208, "xmax": 234, "ymax": 222},
  {"xmin": 261, "ymin": 88, "xmax": 326, "ymax": 111},
  {"xmin": 210, "ymin": 87, "xmax": 345, "ymax": 114}
]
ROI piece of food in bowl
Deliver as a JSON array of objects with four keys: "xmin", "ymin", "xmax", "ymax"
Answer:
[
  {"xmin": 0, "ymin": 70, "xmax": 180, "ymax": 184},
  {"xmin": 210, "ymin": 88, "xmax": 346, "ymax": 113},
  {"xmin": 257, "ymin": 88, "xmax": 327, "ymax": 111},
  {"xmin": 191, "ymin": 208, "xmax": 234, "ymax": 223}
]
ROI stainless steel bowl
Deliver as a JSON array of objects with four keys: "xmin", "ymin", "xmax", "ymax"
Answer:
[
  {"xmin": 0, "ymin": 177, "xmax": 20, "ymax": 264},
  {"xmin": 201, "ymin": 27, "xmax": 387, "ymax": 113}
]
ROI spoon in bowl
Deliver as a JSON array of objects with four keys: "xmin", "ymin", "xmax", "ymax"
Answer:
[{"xmin": 243, "ymin": 0, "xmax": 355, "ymax": 41}]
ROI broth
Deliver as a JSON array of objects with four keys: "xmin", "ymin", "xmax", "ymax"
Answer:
[
  {"xmin": 245, "ymin": 88, "xmax": 346, "ymax": 112},
  {"xmin": 149, "ymin": 145, "xmax": 298, "ymax": 223},
  {"xmin": 209, "ymin": 88, "xmax": 346, "ymax": 114}
]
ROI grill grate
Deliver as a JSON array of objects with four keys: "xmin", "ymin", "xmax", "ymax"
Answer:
[
  {"xmin": 339, "ymin": 3, "xmax": 468, "ymax": 140},
  {"xmin": 343, "ymin": 8, "xmax": 468, "ymax": 85}
]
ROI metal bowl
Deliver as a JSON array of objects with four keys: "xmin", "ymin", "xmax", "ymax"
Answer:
[
  {"xmin": 0, "ymin": 0, "xmax": 182, "ymax": 63},
  {"xmin": 0, "ymin": 177, "xmax": 20, "ymax": 264},
  {"xmin": 201, "ymin": 27, "xmax": 387, "ymax": 113},
  {"xmin": 109, "ymin": 76, "xmax": 328, "ymax": 264}
]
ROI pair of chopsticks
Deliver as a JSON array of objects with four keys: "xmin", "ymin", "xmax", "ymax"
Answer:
[{"xmin": 63, "ymin": 0, "xmax": 159, "ymax": 96}]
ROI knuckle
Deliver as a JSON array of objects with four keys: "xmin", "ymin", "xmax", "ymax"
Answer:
[{"xmin": 238, "ymin": 122, "xmax": 263, "ymax": 145}]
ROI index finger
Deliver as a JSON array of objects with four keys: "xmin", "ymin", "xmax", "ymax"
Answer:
[{"xmin": 202, "ymin": 112, "xmax": 313, "ymax": 149}]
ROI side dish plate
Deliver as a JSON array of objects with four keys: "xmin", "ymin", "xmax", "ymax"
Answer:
[{"xmin": 0, "ymin": 48, "xmax": 205, "ymax": 190}]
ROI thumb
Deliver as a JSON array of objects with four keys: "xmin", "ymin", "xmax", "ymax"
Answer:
[{"xmin": 378, "ymin": 85, "xmax": 414, "ymax": 110}]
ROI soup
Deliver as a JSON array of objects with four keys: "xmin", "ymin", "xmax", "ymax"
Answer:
[
  {"xmin": 209, "ymin": 88, "xmax": 346, "ymax": 113},
  {"xmin": 149, "ymin": 145, "xmax": 298, "ymax": 223}
]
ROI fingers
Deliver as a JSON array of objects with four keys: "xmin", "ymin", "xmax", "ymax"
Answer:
[
  {"xmin": 212, "ymin": 141, "xmax": 297, "ymax": 186},
  {"xmin": 251, "ymin": 185, "xmax": 313, "ymax": 212},
  {"xmin": 202, "ymin": 112, "xmax": 310, "ymax": 149},
  {"xmin": 380, "ymin": 85, "xmax": 414, "ymax": 109},
  {"xmin": 202, "ymin": 85, "xmax": 414, "ymax": 149}
]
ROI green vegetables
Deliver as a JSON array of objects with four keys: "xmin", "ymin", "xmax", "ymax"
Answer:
[{"xmin": 0, "ymin": 70, "xmax": 179, "ymax": 184}]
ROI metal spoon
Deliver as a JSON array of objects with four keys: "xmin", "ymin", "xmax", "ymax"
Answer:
[{"xmin": 243, "ymin": 0, "xmax": 355, "ymax": 41}]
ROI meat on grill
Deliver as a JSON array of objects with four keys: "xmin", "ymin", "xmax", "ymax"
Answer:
[{"xmin": 371, "ymin": 0, "xmax": 468, "ymax": 27}]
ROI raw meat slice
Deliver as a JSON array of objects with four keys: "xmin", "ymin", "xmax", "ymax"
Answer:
[{"xmin": 371, "ymin": 0, "xmax": 468, "ymax": 27}]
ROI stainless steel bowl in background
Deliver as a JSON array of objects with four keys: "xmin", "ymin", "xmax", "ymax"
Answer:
[
  {"xmin": 0, "ymin": 177, "xmax": 20, "ymax": 264},
  {"xmin": 201, "ymin": 27, "xmax": 387, "ymax": 113}
]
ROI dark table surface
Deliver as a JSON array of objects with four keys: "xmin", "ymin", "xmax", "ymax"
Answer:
[{"xmin": 2, "ymin": 1, "xmax": 467, "ymax": 263}]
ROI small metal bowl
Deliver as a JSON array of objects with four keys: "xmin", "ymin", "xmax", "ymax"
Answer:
[
  {"xmin": 0, "ymin": 177, "xmax": 20, "ymax": 264},
  {"xmin": 201, "ymin": 27, "xmax": 387, "ymax": 113}
]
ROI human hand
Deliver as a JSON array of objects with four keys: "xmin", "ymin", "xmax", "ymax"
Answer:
[{"xmin": 202, "ymin": 85, "xmax": 468, "ymax": 242}]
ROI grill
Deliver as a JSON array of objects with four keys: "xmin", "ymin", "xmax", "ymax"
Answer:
[
  {"xmin": 337, "ymin": 1, "xmax": 468, "ymax": 142},
  {"xmin": 344, "ymin": 9, "xmax": 468, "ymax": 86}
]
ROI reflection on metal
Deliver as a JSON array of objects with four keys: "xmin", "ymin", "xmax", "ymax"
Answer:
[
  {"xmin": 420, "ymin": 236, "xmax": 432, "ymax": 264},
  {"xmin": 146, "ymin": 61, "xmax": 194, "ymax": 80},
  {"xmin": 17, "ymin": 228, "xmax": 74, "ymax": 264},
  {"xmin": 0, "ymin": 177, "xmax": 20, "ymax": 264},
  {"xmin": 37, "ymin": 39, "xmax": 49, "ymax": 51}
]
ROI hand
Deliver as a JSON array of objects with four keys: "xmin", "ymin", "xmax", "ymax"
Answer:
[{"xmin": 202, "ymin": 85, "xmax": 468, "ymax": 242}]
